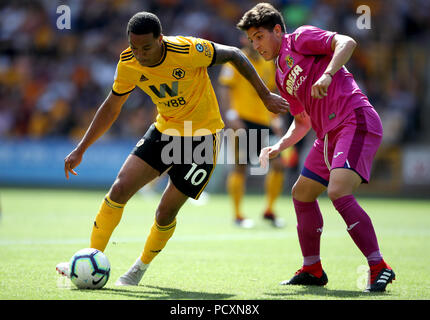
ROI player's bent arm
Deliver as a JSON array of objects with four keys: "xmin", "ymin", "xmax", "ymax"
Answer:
[
  {"xmin": 325, "ymin": 34, "xmax": 357, "ymax": 77},
  {"xmin": 274, "ymin": 111, "xmax": 311, "ymax": 152},
  {"xmin": 211, "ymin": 43, "xmax": 289, "ymax": 114},
  {"xmin": 76, "ymin": 91, "xmax": 129, "ymax": 153},
  {"xmin": 64, "ymin": 91, "xmax": 130, "ymax": 179},
  {"xmin": 212, "ymin": 44, "xmax": 269, "ymax": 98},
  {"xmin": 312, "ymin": 34, "xmax": 357, "ymax": 99},
  {"xmin": 260, "ymin": 112, "xmax": 311, "ymax": 167}
]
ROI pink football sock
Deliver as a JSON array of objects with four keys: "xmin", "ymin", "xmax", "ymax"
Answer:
[
  {"xmin": 332, "ymin": 195, "xmax": 383, "ymax": 266},
  {"xmin": 293, "ymin": 198, "xmax": 323, "ymax": 265}
]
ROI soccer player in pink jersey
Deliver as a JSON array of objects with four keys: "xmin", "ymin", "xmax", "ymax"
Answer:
[{"xmin": 237, "ymin": 3, "xmax": 395, "ymax": 292}]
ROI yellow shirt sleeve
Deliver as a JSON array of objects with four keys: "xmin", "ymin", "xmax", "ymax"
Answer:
[
  {"xmin": 112, "ymin": 61, "xmax": 136, "ymax": 96},
  {"xmin": 186, "ymin": 37, "xmax": 216, "ymax": 68}
]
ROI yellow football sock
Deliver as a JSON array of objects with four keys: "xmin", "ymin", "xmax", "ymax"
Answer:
[
  {"xmin": 226, "ymin": 171, "xmax": 245, "ymax": 220},
  {"xmin": 265, "ymin": 170, "xmax": 284, "ymax": 213},
  {"xmin": 140, "ymin": 219, "xmax": 177, "ymax": 264},
  {"xmin": 90, "ymin": 195, "xmax": 124, "ymax": 252}
]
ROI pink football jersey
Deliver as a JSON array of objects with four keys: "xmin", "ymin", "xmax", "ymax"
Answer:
[{"xmin": 275, "ymin": 25, "xmax": 372, "ymax": 139}]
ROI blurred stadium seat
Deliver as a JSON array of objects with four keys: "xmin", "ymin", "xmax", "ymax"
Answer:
[{"xmin": 0, "ymin": 0, "xmax": 429, "ymax": 196}]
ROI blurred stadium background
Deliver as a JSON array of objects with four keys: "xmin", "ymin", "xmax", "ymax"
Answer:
[{"xmin": 0, "ymin": 0, "xmax": 429, "ymax": 197}]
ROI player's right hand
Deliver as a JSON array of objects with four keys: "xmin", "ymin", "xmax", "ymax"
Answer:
[
  {"xmin": 64, "ymin": 148, "xmax": 83, "ymax": 179},
  {"xmin": 262, "ymin": 92, "xmax": 290, "ymax": 114}
]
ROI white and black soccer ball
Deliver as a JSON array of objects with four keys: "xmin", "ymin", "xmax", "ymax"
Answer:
[{"xmin": 69, "ymin": 248, "xmax": 110, "ymax": 289}]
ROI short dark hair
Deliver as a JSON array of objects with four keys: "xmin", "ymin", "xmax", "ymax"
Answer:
[
  {"xmin": 127, "ymin": 12, "xmax": 162, "ymax": 37},
  {"xmin": 237, "ymin": 3, "xmax": 286, "ymax": 33}
]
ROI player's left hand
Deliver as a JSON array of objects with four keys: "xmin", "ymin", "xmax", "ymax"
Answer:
[
  {"xmin": 311, "ymin": 73, "xmax": 332, "ymax": 99},
  {"xmin": 64, "ymin": 148, "xmax": 83, "ymax": 179},
  {"xmin": 262, "ymin": 92, "xmax": 290, "ymax": 114},
  {"xmin": 259, "ymin": 144, "xmax": 282, "ymax": 169}
]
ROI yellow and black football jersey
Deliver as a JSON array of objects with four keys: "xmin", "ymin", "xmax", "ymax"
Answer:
[
  {"xmin": 112, "ymin": 36, "xmax": 225, "ymax": 136},
  {"xmin": 218, "ymin": 50, "xmax": 276, "ymax": 127}
]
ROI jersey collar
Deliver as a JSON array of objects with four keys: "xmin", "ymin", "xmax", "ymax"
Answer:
[{"xmin": 147, "ymin": 41, "xmax": 167, "ymax": 68}]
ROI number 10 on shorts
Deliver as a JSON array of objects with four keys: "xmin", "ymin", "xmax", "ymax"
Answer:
[{"xmin": 184, "ymin": 163, "xmax": 207, "ymax": 186}]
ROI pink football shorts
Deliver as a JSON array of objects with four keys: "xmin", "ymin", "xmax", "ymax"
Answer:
[{"xmin": 302, "ymin": 106, "xmax": 383, "ymax": 186}]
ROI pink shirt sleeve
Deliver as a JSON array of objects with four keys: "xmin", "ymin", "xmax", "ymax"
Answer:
[{"xmin": 291, "ymin": 25, "xmax": 336, "ymax": 56}]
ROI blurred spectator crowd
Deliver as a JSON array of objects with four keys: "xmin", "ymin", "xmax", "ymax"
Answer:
[{"xmin": 0, "ymin": 0, "xmax": 429, "ymax": 145}]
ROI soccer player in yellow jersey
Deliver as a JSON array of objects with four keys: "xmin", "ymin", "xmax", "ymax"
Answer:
[
  {"xmin": 56, "ymin": 11, "xmax": 289, "ymax": 286},
  {"xmin": 219, "ymin": 37, "xmax": 287, "ymax": 228}
]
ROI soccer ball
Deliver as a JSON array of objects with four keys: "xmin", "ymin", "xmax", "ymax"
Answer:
[{"xmin": 69, "ymin": 248, "xmax": 110, "ymax": 289}]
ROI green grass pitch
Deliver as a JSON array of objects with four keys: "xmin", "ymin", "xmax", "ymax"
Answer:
[{"xmin": 0, "ymin": 188, "xmax": 429, "ymax": 300}]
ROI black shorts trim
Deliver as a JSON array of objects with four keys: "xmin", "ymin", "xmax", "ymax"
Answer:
[{"xmin": 301, "ymin": 166, "xmax": 329, "ymax": 187}]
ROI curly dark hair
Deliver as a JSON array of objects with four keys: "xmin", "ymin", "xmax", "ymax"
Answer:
[{"xmin": 127, "ymin": 11, "xmax": 162, "ymax": 37}]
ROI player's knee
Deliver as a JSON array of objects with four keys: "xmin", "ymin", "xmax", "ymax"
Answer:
[
  {"xmin": 109, "ymin": 179, "xmax": 131, "ymax": 204},
  {"xmin": 328, "ymin": 169, "xmax": 361, "ymax": 201},
  {"xmin": 155, "ymin": 203, "xmax": 178, "ymax": 226},
  {"xmin": 291, "ymin": 180, "xmax": 320, "ymax": 202},
  {"xmin": 291, "ymin": 180, "xmax": 303, "ymax": 199},
  {"xmin": 327, "ymin": 185, "xmax": 346, "ymax": 202}
]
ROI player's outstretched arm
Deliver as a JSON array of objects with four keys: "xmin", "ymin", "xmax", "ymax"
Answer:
[
  {"xmin": 259, "ymin": 111, "xmax": 311, "ymax": 168},
  {"xmin": 212, "ymin": 43, "xmax": 289, "ymax": 114},
  {"xmin": 64, "ymin": 91, "xmax": 130, "ymax": 179}
]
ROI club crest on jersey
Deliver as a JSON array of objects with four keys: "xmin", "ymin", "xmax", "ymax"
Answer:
[
  {"xmin": 172, "ymin": 68, "xmax": 185, "ymax": 80},
  {"xmin": 285, "ymin": 55, "xmax": 294, "ymax": 69},
  {"xmin": 195, "ymin": 43, "xmax": 204, "ymax": 52}
]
